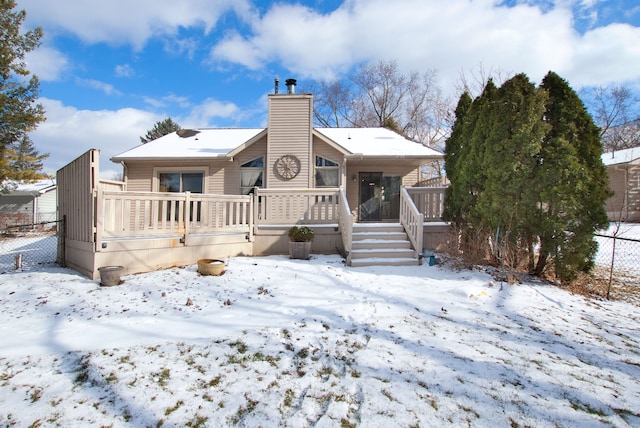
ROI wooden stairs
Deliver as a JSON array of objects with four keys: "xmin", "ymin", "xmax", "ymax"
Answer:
[{"xmin": 349, "ymin": 223, "xmax": 421, "ymax": 267}]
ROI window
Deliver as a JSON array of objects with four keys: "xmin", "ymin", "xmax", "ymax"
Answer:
[
  {"xmin": 315, "ymin": 156, "xmax": 339, "ymax": 187},
  {"xmin": 159, "ymin": 172, "xmax": 204, "ymax": 193},
  {"xmin": 240, "ymin": 156, "xmax": 264, "ymax": 195},
  {"xmin": 156, "ymin": 171, "xmax": 205, "ymax": 222}
]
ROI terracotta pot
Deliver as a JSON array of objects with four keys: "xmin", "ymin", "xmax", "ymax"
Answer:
[{"xmin": 197, "ymin": 259, "xmax": 225, "ymax": 276}]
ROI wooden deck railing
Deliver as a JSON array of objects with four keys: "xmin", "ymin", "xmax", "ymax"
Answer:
[
  {"xmin": 94, "ymin": 187, "xmax": 442, "ymax": 255},
  {"xmin": 96, "ymin": 190, "xmax": 253, "ymax": 244},
  {"xmin": 254, "ymin": 188, "xmax": 341, "ymax": 225},
  {"xmin": 406, "ymin": 187, "xmax": 446, "ymax": 221},
  {"xmin": 400, "ymin": 187, "xmax": 424, "ymax": 255}
]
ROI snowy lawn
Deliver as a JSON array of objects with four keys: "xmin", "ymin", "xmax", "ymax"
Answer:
[{"xmin": 1, "ymin": 255, "xmax": 639, "ymax": 427}]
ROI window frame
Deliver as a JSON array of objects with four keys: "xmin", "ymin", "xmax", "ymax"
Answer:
[
  {"xmin": 240, "ymin": 155, "xmax": 265, "ymax": 195},
  {"xmin": 153, "ymin": 166, "xmax": 208, "ymax": 193},
  {"xmin": 314, "ymin": 155, "xmax": 340, "ymax": 188}
]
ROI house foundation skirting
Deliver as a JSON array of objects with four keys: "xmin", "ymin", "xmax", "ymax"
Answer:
[
  {"xmin": 71, "ymin": 226, "xmax": 342, "ymax": 280},
  {"xmin": 66, "ymin": 223, "xmax": 451, "ymax": 280}
]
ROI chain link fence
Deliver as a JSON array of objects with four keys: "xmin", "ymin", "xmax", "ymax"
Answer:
[
  {"xmin": 592, "ymin": 231, "xmax": 640, "ymax": 303},
  {"xmin": 0, "ymin": 220, "xmax": 64, "ymax": 273}
]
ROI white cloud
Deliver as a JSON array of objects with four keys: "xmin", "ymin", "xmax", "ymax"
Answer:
[
  {"xmin": 20, "ymin": 0, "xmax": 254, "ymax": 50},
  {"xmin": 32, "ymin": 97, "xmax": 244, "ymax": 178},
  {"xmin": 115, "ymin": 64, "xmax": 135, "ymax": 78},
  {"xmin": 25, "ymin": 46, "xmax": 70, "ymax": 81},
  {"xmin": 142, "ymin": 94, "xmax": 192, "ymax": 110},
  {"xmin": 183, "ymin": 98, "xmax": 241, "ymax": 128},
  {"xmin": 569, "ymin": 23, "xmax": 640, "ymax": 87},
  {"xmin": 31, "ymin": 98, "xmax": 161, "ymax": 178},
  {"xmin": 76, "ymin": 78, "xmax": 122, "ymax": 96},
  {"xmin": 210, "ymin": 0, "xmax": 639, "ymax": 92}
]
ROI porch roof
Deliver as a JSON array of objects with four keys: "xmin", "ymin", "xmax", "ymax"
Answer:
[{"xmin": 315, "ymin": 127, "xmax": 442, "ymax": 158}]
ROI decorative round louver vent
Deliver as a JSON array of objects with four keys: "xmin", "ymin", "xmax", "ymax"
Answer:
[{"xmin": 274, "ymin": 155, "xmax": 301, "ymax": 180}]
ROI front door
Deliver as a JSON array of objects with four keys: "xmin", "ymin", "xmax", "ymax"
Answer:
[{"xmin": 359, "ymin": 172, "xmax": 382, "ymax": 222}]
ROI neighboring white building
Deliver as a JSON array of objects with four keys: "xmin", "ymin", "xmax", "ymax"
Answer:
[{"xmin": 0, "ymin": 179, "xmax": 57, "ymax": 228}]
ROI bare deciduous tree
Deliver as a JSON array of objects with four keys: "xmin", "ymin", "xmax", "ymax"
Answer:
[
  {"xmin": 581, "ymin": 85, "xmax": 640, "ymax": 152},
  {"xmin": 455, "ymin": 62, "xmax": 512, "ymax": 99},
  {"xmin": 310, "ymin": 60, "xmax": 451, "ymax": 148}
]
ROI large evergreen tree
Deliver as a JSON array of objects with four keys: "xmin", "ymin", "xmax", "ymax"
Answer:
[
  {"xmin": 0, "ymin": 0, "xmax": 46, "ymax": 189},
  {"xmin": 532, "ymin": 71, "xmax": 610, "ymax": 280},
  {"xmin": 443, "ymin": 91, "xmax": 472, "ymax": 224},
  {"xmin": 1, "ymin": 135, "xmax": 49, "ymax": 182},
  {"xmin": 476, "ymin": 74, "xmax": 548, "ymax": 267},
  {"xmin": 140, "ymin": 117, "xmax": 181, "ymax": 143},
  {"xmin": 444, "ymin": 71, "xmax": 610, "ymax": 282}
]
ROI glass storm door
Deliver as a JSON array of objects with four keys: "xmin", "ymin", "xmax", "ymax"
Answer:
[{"xmin": 359, "ymin": 172, "xmax": 382, "ymax": 222}]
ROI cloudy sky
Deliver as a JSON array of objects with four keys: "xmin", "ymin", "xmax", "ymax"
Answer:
[{"xmin": 18, "ymin": 0, "xmax": 640, "ymax": 179}]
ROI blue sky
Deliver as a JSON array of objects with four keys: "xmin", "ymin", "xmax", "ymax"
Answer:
[{"xmin": 17, "ymin": 0, "xmax": 640, "ymax": 178}]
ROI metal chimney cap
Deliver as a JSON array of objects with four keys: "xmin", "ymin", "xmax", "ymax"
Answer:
[{"xmin": 285, "ymin": 78, "xmax": 297, "ymax": 94}]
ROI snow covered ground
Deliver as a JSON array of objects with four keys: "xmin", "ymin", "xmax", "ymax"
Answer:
[{"xmin": 1, "ymin": 253, "xmax": 639, "ymax": 427}]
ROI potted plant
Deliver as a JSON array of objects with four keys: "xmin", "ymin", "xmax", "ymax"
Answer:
[{"xmin": 288, "ymin": 225, "xmax": 314, "ymax": 260}]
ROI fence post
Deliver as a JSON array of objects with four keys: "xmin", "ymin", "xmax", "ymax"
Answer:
[
  {"xmin": 57, "ymin": 215, "xmax": 66, "ymax": 267},
  {"xmin": 606, "ymin": 236, "xmax": 616, "ymax": 300}
]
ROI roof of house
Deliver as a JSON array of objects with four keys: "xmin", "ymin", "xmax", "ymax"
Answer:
[
  {"xmin": 316, "ymin": 128, "xmax": 442, "ymax": 158},
  {"xmin": 111, "ymin": 128, "xmax": 265, "ymax": 161},
  {"xmin": 110, "ymin": 127, "xmax": 442, "ymax": 162},
  {"xmin": 602, "ymin": 146, "xmax": 640, "ymax": 166},
  {"xmin": 1, "ymin": 179, "xmax": 57, "ymax": 196}
]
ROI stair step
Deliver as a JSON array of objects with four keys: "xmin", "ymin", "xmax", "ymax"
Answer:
[
  {"xmin": 352, "ymin": 240, "xmax": 412, "ymax": 250},
  {"xmin": 350, "ymin": 257, "xmax": 420, "ymax": 267},
  {"xmin": 352, "ymin": 231, "xmax": 408, "ymax": 241},
  {"xmin": 348, "ymin": 223, "xmax": 418, "ymax": 267},
  {"xmin": 350, "ymin": 248, "xmax": 416, "ymax": 259},
  {"xmin": 353, "ymin": 224, "xmax": 404, "ymax": 233}
]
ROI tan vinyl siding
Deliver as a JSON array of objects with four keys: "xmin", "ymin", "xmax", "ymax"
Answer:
[
  {"xmin": 125, "ymin": 160, "xmax": 229, "ymax": 194},
  {"xmin": 266, "ymin": 95, "xmax": 313, "ymax": 188},
  {"xmin": 125, "ymin": 162, "xmax": 155, "ymax": 191},
  {"xmin": 57, "ymin": 149, "xmax": 98, "ymax": 243},
  {"xmin": 606, "ymin": 164, "xmax": 640, "ymax": 221}
]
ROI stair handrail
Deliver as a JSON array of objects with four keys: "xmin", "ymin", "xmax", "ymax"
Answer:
[
  {"xmin": 400, "ymin": 186, "xmax": 424, "ymax": 258},
  {"xmin": 338, "ymin": 187, "xmax": 353, "ymax": 264}
]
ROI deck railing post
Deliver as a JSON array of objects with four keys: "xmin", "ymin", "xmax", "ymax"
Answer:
[
  {"xmin": 183, "ymin": 191, "xmax": 191, "ymax": 246},
  {"xmin": 95, "ymin": 187, "xmax": 104, "ymax": 252}
]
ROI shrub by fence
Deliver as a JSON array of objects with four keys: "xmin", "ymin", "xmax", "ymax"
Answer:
[{"xmin": 0, "ymin": 220, "xmax": 63, "ymax": 273}]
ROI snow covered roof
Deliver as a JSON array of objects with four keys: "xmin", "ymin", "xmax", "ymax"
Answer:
[
  {"xmin": 315, "ymin": 127, "xmax": 442, "ymax": 158},
  {"xmin": 3, "ymin": 179, "xmax": 56, "ymax": 195},
  {"xmin": 111, "ymin": 128, "xmax": 265, "ymax": 161},
  {"xmin": 601, "ymin": 146, "xmax": 640, "ymax": 166},
  {"xmin": 111, "ymin": 127, "xmax": 442, "ymax": 162}
]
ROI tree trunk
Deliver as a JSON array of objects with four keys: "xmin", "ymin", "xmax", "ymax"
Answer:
[{"xmin": 531, "ymin": 247, "xmax": 548, "ymax": 277}]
